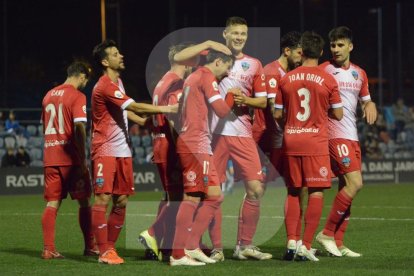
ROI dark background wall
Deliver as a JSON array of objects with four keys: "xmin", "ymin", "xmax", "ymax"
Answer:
[{"xmin": 0, "ymin": 0, "xmax": 413, "ymax": 108}]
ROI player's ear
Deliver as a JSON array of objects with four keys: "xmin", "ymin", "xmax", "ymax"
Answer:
[
  {"xmin": 320, "ymin": 49, "xmax": 324, "ymax": 56},
  {"xmin": 283, "ymin": 47, "xmax": 290, "ymax": 57},
  {"xmin": 101, "ymin": 58, "xmax": 109, "ymax": 67},
  {"xmin": 222, "ymin": 29, "xmax": 227, "ymax": 40},
  {"xmin": 349, "ymin": 42, "xmax": 354, "ymax": 52}
]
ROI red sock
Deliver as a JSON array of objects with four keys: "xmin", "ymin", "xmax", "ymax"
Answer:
[
  {"xmin": 148, "ymin": 200, "xmax": 168, "ymax": 240},
  {"xmin": 209, "ymin": 206, "xmax": 222, "ymax": 249},
  {"xmin": 238, "ymin": 198, "xmax": 260, "ymax": 246},
  {"xmin": 186, "ymin": 196, "xmax": 223, "ymax": 249},
  {"xmin": 284, "ymin": 194, "xmax": 300, "ymax": 241},
  {"xmin": 79, "ymin": 207, "xmax": 94, "ymax": 250},
  {"xmin": 296, "ymin": 208, "xmax": 303, "ymax": 241},
  {"xmin": 161, "ymin": 201, "xmax": 180, "ymax": 250},
  {"xmin": 335, "ymin": 207, "xmax": 351, "ymax": 247},
  {"xmin": 323, "ymin": 190, "xmax": 353, "ymax": 237},
  {"xmin": 42, "ymin": 206, "xmax": 58, "ymax": 251},
  {"xmin": 172, "ymin": 201, "xmax": 198, "ymax": 259},
  {"xmin": 303, "ymin": 196, "xmax": 323, "ymax": 250},
  {"xmin": 107, "ymin": 206, "xmax": 126, "ymax": 249},
  {"xmin": 91, "ymin": 204, "xmax": 108, "ymax": 254}
]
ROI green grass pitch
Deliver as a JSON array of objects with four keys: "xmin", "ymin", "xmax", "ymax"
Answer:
[{"xmin": 1, "ymin": 183, "xmax": 413, "ymax": 275}]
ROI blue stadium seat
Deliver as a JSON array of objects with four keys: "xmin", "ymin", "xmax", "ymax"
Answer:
[
  {"xmin": 30, "ymin": 160, "xmax": 44, "ymax": 167},
  {"xmin": 26, "ymin": 125, "xmax": 38, "ymax": 137},
  {"xmin": 0, "ymin": 137, "xmax": 4, "ymax": 148},
  {"xmin": 131, "ymin": 136, "xmax": 141, "ymax": 147},
  {"xmin": 141, "ymin": 135, "xmax": 152, "ymax": 147},
  {"xmin": 28, "ymin": 137, "xmax": 43, "ymax": 148},
  {"xmin": 29, "ymin": 147, "xmax": 42, "ymax": 160},
  {"xmin": 134, "ymin": 146, "xmax": 145, "ymax": 158},
  {"xmin": 37, "ymin": 125, "xmax": 44, "ymax": 136},
  {"xmin": 0, "ymin": 148, "xmax": 6, "ymax": 159}
]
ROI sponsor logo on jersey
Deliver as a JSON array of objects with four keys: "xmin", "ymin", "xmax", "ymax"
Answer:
[
  {"xmin": 319, "ymin": 166, "xmax": 328, "ymax": 178},
  {"xmin": 342, "ymin": 157, "xmax": 351, "ymax": 168},
  {"xmin": 333, "ymin": 71, "xmax": 340, "ymax": 75},
  {"xmin": 241, "ymin": 61, "xmax": 250, "ymax": 71},
  {"xmin": 268, "ymin": 78, "xmax": 277, "ymax": 88},
  {"xmin": 212, "ymin": 81, "xmax": 219, "ymax": 91},
  {"xmin": 351, "ymin": 70, "xmax": 358, "ymax": 80},
  {"xmin": 114, "ymin": 90, "xmax": 124, "ymax": 98}
]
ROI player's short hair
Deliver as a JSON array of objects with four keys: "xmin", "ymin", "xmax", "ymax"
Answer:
[
  {"xmin": 329, "ymin": 26, "xmax": 353, "ymax": 42},
  {"xmin": 67, "ymin": 60, "xmax": 92, "ymax": 79},
  {"xmin": 301, "ymin": 31, "xmax": 324, "ymax": 59},
  {"xmin": 92, "ymin": 39, "xmax": 117, "ymax": 68},
  {"xmin": 168, "ymin": 42, "xmax": 194, "ymax": 65},
  {"xmin": 281, "ymin": 31, "xmax": 302, "ymax": 51},
  {"xmin": 226, "ymin": 16, "xmax": 247, "ymax": 28},
  {"xmin": 205, "ymin": 50, "xmax": 235, "ymax": 65}
]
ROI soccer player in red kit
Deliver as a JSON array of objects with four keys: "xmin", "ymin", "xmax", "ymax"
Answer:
[
  {"xmin": 138, "ymin": 43, "xmax": 194, "ymax": 260},
  {"xmin": 90, "ymin": 39, "xmax": 177, "ymax": 265},
  {"xmin": 275, "ymin": 31, "xmax": 343, "ymax": 261},
  {"xmin": 259, "ymin": 31, "xmax": 302, "ymax": 181},
  {"xmin": 41, "ymin": 60, "xmax": 96, "ymax": 259},
  {"xmin": 170, "ymin": 50, "xmax": 235, "ymax": 266},
  {"xmin": 316, "ymin": 26, "xmax": 377, "ymax": 257}
]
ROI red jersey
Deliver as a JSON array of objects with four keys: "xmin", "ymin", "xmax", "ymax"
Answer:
[
  {"xmin": 152, "ymin": 71, "xmax": 183, "ymax": 163},
  {"xmin": 42, "ymin": 84, "xmax": 87, "ymax": 166},
  {"xmin": 177, "ymin": 67, "xmax": 223, "ymax": 155},
  {"xmin": 252, "ymin": 60, "xmax": 284, "ymax": 134},
  {"xmin": 276, "ymin": 66, "xmax": 342, "ymax": 156},
  {"xmin": 91, "ymin": 75, "xmax": 135, "ymax": 159}
]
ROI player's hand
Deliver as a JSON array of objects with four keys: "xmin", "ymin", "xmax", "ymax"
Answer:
[
  {"xmin": 363, "ymin": 101, "xmax": 377, "ymax": 125},
  {"xmin": 234, "ymin": 93, "xmax": 247, "ymax": 105},
  {"xmin": 206, "ymin": 40, "xmax": 232, "ymax": 55}
]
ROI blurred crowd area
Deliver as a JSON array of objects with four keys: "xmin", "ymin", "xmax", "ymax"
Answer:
[{"xmin": 1, "ymin": 98, "xmax": 414, "ymax": 168}]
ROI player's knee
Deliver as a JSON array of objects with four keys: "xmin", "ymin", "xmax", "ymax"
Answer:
[{"xmin": 246, "ymin": 184, "xmax": 265, "ymax": 200}]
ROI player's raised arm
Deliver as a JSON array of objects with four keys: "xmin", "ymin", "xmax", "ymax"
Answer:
[
  {"xmin": 125, "ymin": 101, "xmax": 178, "ymax": 115},
  {"xmin": 173, "ymin": 40, "xmax": 231, "ymax": 65}
]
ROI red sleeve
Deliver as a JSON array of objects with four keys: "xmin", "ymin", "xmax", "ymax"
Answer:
[
  {"xmin": 264, "ymin": 65, "xmax": 278, "ymax": 99},
  {"xmin": 327, "ymin": 76, "xmax": 343, "ymax": 108},
  {"xmin": 72, "ymin": 93, "xmax": 87, "ymax": 122},
  {"xmin": 101, "ymin": 82, "xmax": 134, "ymax": 109},
  {"xmin": 202, "ymin": 74, "xmax": 230, "ymax": 118},
  {"xmin": 167, "ymin": 89, "xmax": 183, "ymax": 105},
  {"xmin": 359, "ymin": 69, "xmax": 371, "ymax": 100},
  {"xmin": 253, "ymin": 61, "xmax": 267, "ymax": 97},
  {"xmin": 275, "ymin": 78, "xmax": 285, "ymax": 109}
]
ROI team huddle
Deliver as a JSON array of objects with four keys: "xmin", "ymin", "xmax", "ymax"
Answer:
[{"xmin": 40, "ymin": 16, "xmax": 377, "ymax": 266}]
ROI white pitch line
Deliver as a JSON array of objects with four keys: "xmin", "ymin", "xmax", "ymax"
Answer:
[{"xmin": 1, "ymin": 213, "xmax": 414, "ymax": 221}]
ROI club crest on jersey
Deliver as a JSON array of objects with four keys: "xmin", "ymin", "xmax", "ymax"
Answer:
[
  {"xmin": 114, "ymin": 90, "xmax": 124, "ymax": 99},
  {"xmin": 342, "ymin": 157, "xmax": 351, "ymax": 168},
  {"xmin": 82, "ymin": 105, "xmax": 86, "ymax": 114},
  {"xmin": 319, "ymin": 166, "xmax": 328, "ymax": 178},
  {"xmin": 212, "ymin": 81, "xmax": 219, "ymax": 91},
  {"xmin": 351, "ymin": 71, "xmax": 358, "ymax": 80},
  {"xmin": 269, "ymin": 78, "xmax": 277, "ymax": 88},
  {"xmin": 186, "ymin": 171, "xmax": 197, "ymax": 182},
  {"xmin": 241, "ymin": 62, "xmax": 250, "ymax": 71},
  {"xmin": 96, "ymin": 178, "xmax": 104, "ymax": 188}
]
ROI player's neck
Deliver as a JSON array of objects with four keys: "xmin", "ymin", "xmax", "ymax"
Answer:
[
  {"xmin": 232, "ymin": 49, "xmax": 244, "ymax": 59},
  {"xmin": 302, "ymin": 58, "xmax": 319, "ymax": 67},
  {"xmin": 170, "ymin": 65, "xmax": 185, "ymax": 79},
  {"xmin": 105, "ymin": 69, "xmax": 120, "ymax": 83},
  {"xmin": 277, "ymin": 56, "xmax": 288, "ymax": 72},
  {"xmin": 336, "ymin": 59, "xmax": 351, "ymax": 69},
  {"xmin": 63, "ymin": 78, "xmax": 78, "ymax": 89}
]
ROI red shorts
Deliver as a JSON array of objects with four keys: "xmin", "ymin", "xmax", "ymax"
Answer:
[
  {"xmin": 212, "ymin": 135, "xmax": 263, "ymax": 183},
  {"xmin": 153, "ymin": 137, "xmax": 183, "ymax": 193},
  {"xmin": 92, "ymin": 157, "xmax": 135, "ymax": 195},
  {"xmin": 179, "ymin": 153, "xmax": 220, "ymax": 194},
  {"xmin": 283, "ymin": 155, "xmax": 332, "ymax": 188},
  {"xmin": 329, "ymin": 138, "xmax": 361, "ymax": 176},
  {"xmin": 44, "ymin": 166, "xmax": 91, "ymax": 201}
]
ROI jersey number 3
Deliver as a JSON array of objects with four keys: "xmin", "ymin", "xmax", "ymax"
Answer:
[{"xmin": 296, "ymin": 88, "xmax": 311, "ymax": 122}]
